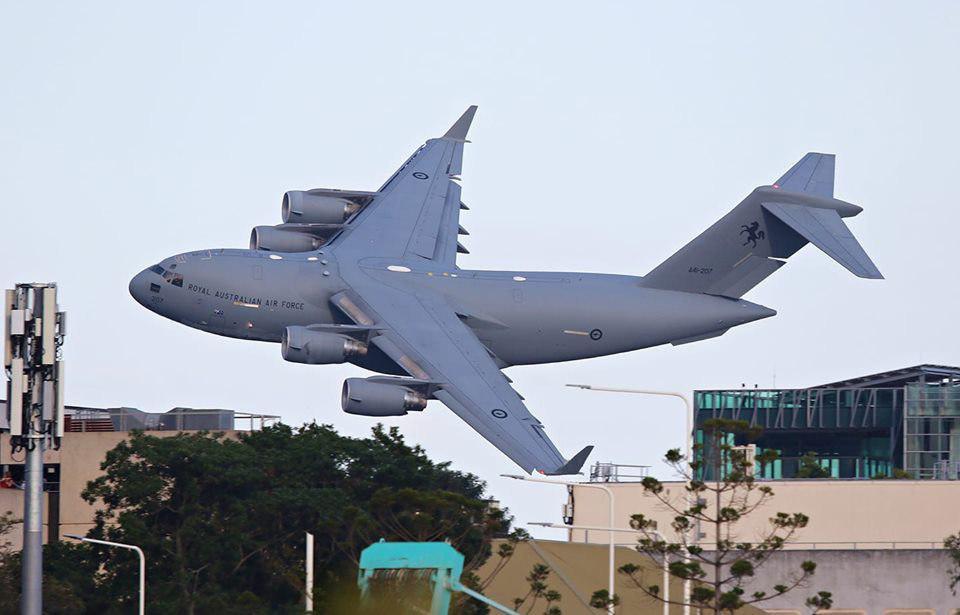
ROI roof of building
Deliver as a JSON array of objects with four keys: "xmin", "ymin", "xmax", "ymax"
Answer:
[
  {"xmin": 813, "ymin": 364, "xmax": 960, "ymax": 389},
  {"xmin": 0, "ymin": 400, "xmax": 280, "ymax": 433}
]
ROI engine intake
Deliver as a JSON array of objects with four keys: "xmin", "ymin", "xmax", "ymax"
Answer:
[
  {"xmin": 282, "ymin": 192, "xmax": 360, "ymax": 224},
  {"xmin": 250, "ymin": 226, "xmax": 323, "ymax": 252},
  {"xmin": 341, "ymin": 378, "xmax": 427, "ymax": 417},
  {"xmin": 281, "ymin": 327, "xmax": 368, "ymax": 365}
]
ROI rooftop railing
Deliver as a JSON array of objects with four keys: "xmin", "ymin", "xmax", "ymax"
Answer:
[
  {"xmin": 64, "ymin": 408, "xmax": 280, "ymax": 433},
  {"xmin": 589, "ymin": 462, "xmax": 651, "ymax": 482}
]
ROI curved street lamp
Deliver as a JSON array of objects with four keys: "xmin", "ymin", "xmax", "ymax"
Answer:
[
  {"xmin": 502, "ymin": 474, "xmax": 617, "ymax": 614},
  {"xmin": 64, "ymin": 534, "xmax": 145, "ymax": 615},
  {"xmin": 565, "ymin": 383, "xmax": 694, "ymax": 615}
]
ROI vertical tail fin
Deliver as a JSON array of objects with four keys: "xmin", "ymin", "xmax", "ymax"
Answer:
[
  {"xmin": 642, "ymin": 153, "xmax": 882, "ymax": 298},
  {"xmin": 774, "ymin": 153, "xmax": 835, "ymax": 197}
]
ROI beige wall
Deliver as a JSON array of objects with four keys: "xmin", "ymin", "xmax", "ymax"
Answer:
[
  {"xmin": 475, "ymin": 539, "xmax": 766, "ymax": 615},
  {"xmin": 0, "ymin": 490, "xmax": 46, "ymax": 549},
  {"xmin": 570, "ymin": 479, "xmax": 959, "ymax": 549},
  {"xmin": 0, "ymin": 431, "xmax": 241, "ymax": 548}
]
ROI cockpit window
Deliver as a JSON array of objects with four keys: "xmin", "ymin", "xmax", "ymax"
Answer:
[
  {"xmin": 149, "ymin": 263, "xmax": 183, "ymax": 286},
  {"xmin": 162, "ymin": 270, "xmax": 184, "ymax": 287}
]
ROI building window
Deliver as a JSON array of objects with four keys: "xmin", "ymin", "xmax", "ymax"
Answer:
[{"xmin": 903, "ymin": 384, "xmax": 960, "ymax": 479}]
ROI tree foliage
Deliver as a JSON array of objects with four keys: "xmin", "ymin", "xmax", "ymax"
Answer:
[
  {"xmin": 0, "ymin": 423, "xmax": 510, "ymax": 614},
  {"xmin": 512, "ymin": 563, "xmax": 562, "ymax": 615},
  {"xmin": 617, "ymin": 419, "xmax": 832, "ymax": 613},
  {"xmin": 945, "ymin": 532, "xmax": 960, "ymax": 595},
  {"xmin": 795, "ymin": 452, "xmax": 831, "ymax": 479}
]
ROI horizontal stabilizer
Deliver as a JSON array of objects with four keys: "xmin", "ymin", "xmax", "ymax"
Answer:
[
  {"xmin": 775, "ymin": 153, "xmax": 835, "ymax": 198},
  {"xmin": 762, "ymin": 202, "xmax": 883, "ymax": 279},
  {"xmin": 543, "ymin": 445, "xmax": 594, "ymax": 476}
]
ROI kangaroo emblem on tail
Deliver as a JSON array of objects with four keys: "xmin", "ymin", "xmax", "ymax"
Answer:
[{"xmin": 740, "ymin": 221, "xmax": 765, "ymax": 248}]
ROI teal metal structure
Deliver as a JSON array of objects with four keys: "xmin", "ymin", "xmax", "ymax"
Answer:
[{"xmin": 358, "ymin": 540, "xmax": 519, "ymax": 615}]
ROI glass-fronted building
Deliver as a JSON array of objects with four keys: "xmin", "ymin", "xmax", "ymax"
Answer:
[{"xmin": 695, "ymin": 364, "xmax": 960, "ymax": 479}]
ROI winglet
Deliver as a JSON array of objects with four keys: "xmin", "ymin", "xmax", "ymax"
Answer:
[
  {"xmin": 544, "ymin": 445, "xmax": 594, "ymax": 476},
  {"xmin": 443, "ymin": 106, "xmax": 478, "ymax": 140}
]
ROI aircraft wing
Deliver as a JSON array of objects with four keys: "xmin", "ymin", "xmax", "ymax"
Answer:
[
  {"xmin": 332, "ymin": 284, "xmax": 593, "ymax": 475},
  {"xmin": 332, "ymin": 107, "xmax": 476, "ymax": 267}
]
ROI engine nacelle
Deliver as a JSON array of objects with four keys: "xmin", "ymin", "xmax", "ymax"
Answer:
[
  {"xmin": 250, "ymin": 226, "xmax": 322, "ymax": 252},
  {"xmin": 281, "ymin": 327, "xmax": 368, "ymax": 365},
  {"xmin": 341, "ymin": 378, "xmax": 427, "ymax": 417},
  {"xmin": 282, "ymin": 192, "xmax": 360, "ymax": 224}
]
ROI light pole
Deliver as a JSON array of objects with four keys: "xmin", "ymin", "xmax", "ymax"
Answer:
[
  {"xmin": 565, "ymin": 384, "xmax": 692, "ymax": 461},
  {"xmin": 530, "ymin": 522, "xmax": 669, "ymax": 615},
  {"xmin": 502, "ymin": 474, "xmax": 617, "ymax": 614},
  {"xmin": 65, "ymin": 534, "xmax": 145, "ymax": 615},
  {"xmin": 305, "ymin": 532, "xmax": 314, "ymax": 613},
  {"xmin": 566, "ymin": 384, "xmax": 695, "ymax": 615}
]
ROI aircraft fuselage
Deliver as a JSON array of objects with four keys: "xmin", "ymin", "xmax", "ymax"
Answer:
[{"xmin": 130, "ymin": 248, "xmax": 775, "ymax": 369}]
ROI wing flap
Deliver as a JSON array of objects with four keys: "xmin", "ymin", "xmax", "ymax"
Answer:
[
  {"xmin": 762, "ymin": 202, "xmax": 883, "ymax": 279},
  {"xmin": 408, "ymin": 162, "xmax": 456, "ymax": 260},
  {"xmin": 345, "ymin": 284, "xmax": 589, "ymax": 474},
  {"xmin": 336, "ymin": 108, "xmax": 476, "ymax": 267}
]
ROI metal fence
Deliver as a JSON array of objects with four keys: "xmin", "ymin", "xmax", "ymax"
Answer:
[
  {"xmin": 589, "ymin": 462, "xmax": 651, "ymax": 482},
  {"xmin": 65, "ymin": 408, "xmax": 280, "ymax": 433}
]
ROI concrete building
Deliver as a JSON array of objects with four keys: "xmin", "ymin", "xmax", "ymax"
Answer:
[
  {"xmin": 558, "ymin": 365, "xmax": 960, "ymax": 613},
  {"xmin": 0, "ymin": 403, "xmax": 277, "ymax": 549},
  {"xmin": 475, "ymin": 539, "xmax": 766, "ymax": 615},
  {"xmin": 566, "ymin": 477, "xmax": 959, "ymax": 611},
  {"xmin": 696, "ymin": 364, "xmax": 960, "ymax": 479}
]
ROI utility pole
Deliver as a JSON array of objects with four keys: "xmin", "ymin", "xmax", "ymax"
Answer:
[{"xmin": 5, "ymin": 284, "xmax": 66, "ymax": 615}]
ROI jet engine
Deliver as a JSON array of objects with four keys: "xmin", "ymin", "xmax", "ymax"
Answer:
[
  {"xmin": 250, "ymin": 226, "xmax": 323, "ymax": 252},
  {"xmin": 341, "ymin": 378, "xmax": 427, "ymax": 417},
  {"xmin": 282, "ymin": 191, "xmax": 360, "ymax": 224},
  {"xmin": 281, "ymin": 327, "xmax": 368, "ymax": 365}
]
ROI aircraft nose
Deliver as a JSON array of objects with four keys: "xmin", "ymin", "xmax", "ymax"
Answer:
[{"xmin": 129, "ymin": 269, "xmax": 151, "ymax": 308}]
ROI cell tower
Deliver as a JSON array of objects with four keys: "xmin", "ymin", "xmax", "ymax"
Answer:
[{"xmin": 4, "ymin": 283, "xmax": 66, "ymax": 615}]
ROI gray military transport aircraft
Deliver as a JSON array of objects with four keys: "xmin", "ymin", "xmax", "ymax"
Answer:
[{"xmin": 129, "ymin": 106, "xmax": 882, "ymax": 475}]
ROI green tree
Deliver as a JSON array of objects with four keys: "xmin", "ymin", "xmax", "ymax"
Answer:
[
  {"xmin": 945, "ymin": 532, "xmax": 960, "ymax": 595},
  {"xmin": 615, "ymin": 419, "xmax": 832, "ymax": 613},
  {"xmin": 588, "ymin": 588, "xmax": 620, "ymax": 611},
  {"xmin": 0, "ymin": 511, "xmax": 99, "ymax": 614},
  {"xmin": 795, "ymin": 452, "xmax": 831, "ymax": 479},
  {"xmin": 32, "ymin": 422, "xmax": 512, "ymax": 614},
  {"xmin": 512, "ymin": 563, "xmax": 563, "ymax": 615}
]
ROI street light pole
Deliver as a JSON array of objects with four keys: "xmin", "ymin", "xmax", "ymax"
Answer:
[
  {"xmin": 565, "ymin": 384, "xmax": 692, "ymax": 461},
  {"xmin": 566, "ymin": 384, "xmax": 694, "ymax": 615},
  {"xmin": 502, "ymin": 474, "xmax": 616, "ymax": 614},
  {"xmin": 64, "ymin": 534, "xmax": 145, "ymax": 615},
  {"xmin": 305, "ymin": 532, "xmax": 314, "ymax": 613},
  {"xmin": 530, "ymin": 522, "xmax": 669, "ymax": 615}
]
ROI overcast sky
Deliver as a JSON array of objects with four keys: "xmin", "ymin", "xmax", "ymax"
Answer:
[{"xmin": 2, "ymin": 2, "xmax": 958, "ymax": 539}]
